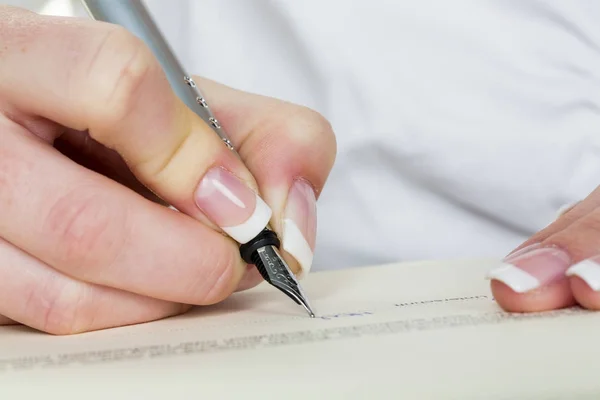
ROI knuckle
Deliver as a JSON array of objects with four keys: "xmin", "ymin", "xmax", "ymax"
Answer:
[
  {"xmin": 306, "ymin": 107, "xmax": 335, "ymax": 139},
  {"xmin": 280, "ymin": 106, "xmax": 337, "ymax": 163},
  {"xmin": 137, "ymin": 124, "xmax": 194, "ymax": 184},
  {"xmin": 547, "ymin": 208, "xmax": 600, "ymax": 256},
  {"xmin": 39, "ymin": 281, "xmax": 89, "ymax": 335},
  {"xmin": 88, "ymin": 26, "xmax": 155, "ymax": 128},
  {"xmin": 0, "ymin": 131, "xmax": 32, "ymax": 210},
  {"xmin": 313, "ymin": 110, "xmax": 337, "ymax": 160},
  {"xmin": 44, "ymin": 185, "xmax": 127, "ymax": 277},
  {"xmin": 292, "ymin": 107, "xmax": 334, "ymax": 143},
  {"xmin": 578, "ymin": 210, "xmax": 600, "ymax": 233}
]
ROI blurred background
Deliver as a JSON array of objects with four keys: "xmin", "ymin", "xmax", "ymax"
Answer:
[{"xmin": 4, "ymin": 0, "xmax": 600, "ymax": 272}]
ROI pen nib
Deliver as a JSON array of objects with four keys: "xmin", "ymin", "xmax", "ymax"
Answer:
[{"xmin": 252, "ymin": 245, "xmax": 316, "ymax": 318}]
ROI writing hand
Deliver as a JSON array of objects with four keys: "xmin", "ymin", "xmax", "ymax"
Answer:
[{"xmin": 0, "ymin": 6, "xmax": 336, "ymax": 334}]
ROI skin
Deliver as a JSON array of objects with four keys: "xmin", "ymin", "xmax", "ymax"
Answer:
[
  {"xmin": 493, "ymin": 189, "xmax": 600, "ymax": 312},
  {"xmin": 0, "ymin": 6, "xmax": 336, "ymax": 334},
  {"xmin": 1, "ymin": 6, "xmax": 598, "ymax": 334}
]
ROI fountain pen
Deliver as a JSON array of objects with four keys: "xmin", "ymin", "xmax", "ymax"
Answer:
[{"xmin": 80, "ymin": 0, "xmax": 315, "ymax": 318}]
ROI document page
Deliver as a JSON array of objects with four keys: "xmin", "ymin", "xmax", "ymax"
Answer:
[{"xmin": 0, "ymin": 258, "xmax": 599, "ymax": 399}]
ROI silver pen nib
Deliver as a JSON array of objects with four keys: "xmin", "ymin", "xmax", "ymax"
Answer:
[{"xmin": 254, "ymin": 245, "xmax": 315, "ymax": 318}]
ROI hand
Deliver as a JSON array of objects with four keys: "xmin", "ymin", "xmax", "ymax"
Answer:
[
  {"xmin": 0, "ymin": 6, "xmax": 336, "ymax": 334},
  {"xmin": 489, "ymin": 188, "xmax": 600, "ymax": 312}
]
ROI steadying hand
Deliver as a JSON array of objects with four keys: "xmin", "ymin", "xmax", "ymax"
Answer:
[{"xmin": 490, "ymin": 193, "xmax": 600, "ymax": 312}]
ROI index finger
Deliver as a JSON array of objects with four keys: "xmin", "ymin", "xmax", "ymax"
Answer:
[{"xmin": 191, "ymin": 77, "xmax": 337, "ymax": 277}]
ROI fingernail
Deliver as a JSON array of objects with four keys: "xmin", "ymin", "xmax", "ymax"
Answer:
[
  {"xmin": 486, "ymin": 247, "xmax": 571, "ymax": 293},
  {"xmin": 556, "ymin": 201, "xmax": 580, "ymax": 219},
  {"xmin": 566, "ymin": 256, "xmax": 600, "ymax": 291},
  {"xmin": 194, "ymin": 167, "xmax": 272, "ymax": 244},
  {"xmin": 282, "ymin": 179, "xmax": 317, "ymax": 279}
]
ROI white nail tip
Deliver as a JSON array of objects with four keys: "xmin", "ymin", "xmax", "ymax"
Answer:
[
  {"xmin": 221, "ymin": 194, "xmax": 272, "ymax": 244},
  {"xmin": 555, "ymin": 201, "xmax": 580, "ymax": 219},
  {"xmin": 282, "ymin": 219, "xmax": 313, "ymax": 280},
  {"xmin": 566, "ymin": 260, "xmax": 600, "ymax": 291},
  {"xmin": 486, "ymin": 263, "xmax": 540, "ymax": 293}
]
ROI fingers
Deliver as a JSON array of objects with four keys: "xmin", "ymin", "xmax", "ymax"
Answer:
[
  {"xmin": 0, "ymin": 236, "xmax": 187, "ymax": 335},
  {"xmin": 235, "ymin": 265, "xmax": 264, "ymax": 292},
  {"xmin": 548, "ymin": 208, "xmax": 600, "ymax": 310},
  {"xmin": 0, "ymin": 315, "xmax": 17, "ymax": 326},
  {"xmin": 0, "ymin": 8, "xmax": 271, "ymax": 246},
  {"xmin": 488, "ymin": 187, "xmax": 600, "ymax": 312},
  {"xmin": 53, "ymin": 130, "xmax": 165, "ymax": 205},
  {"xmin": 191, "ymin": 77, "xmax": 337, "ymax": 277},
  {"xmin": 1, "ymin": 7, "xmax": 336, "ymax": 284},
  {"xmin": 488, "ymin": 245, "xmax": 576, "ymax": 312},
  {"xmin": 56, "ymin": 130, "xmax": 265, "ymax": 293},
  {"xmin": 508, "ymin": 189, "xmax": 600, "ymax": 254},
  {"xmin": 0, "ymin": 118, "xmax": 246, "ymax": 305}
]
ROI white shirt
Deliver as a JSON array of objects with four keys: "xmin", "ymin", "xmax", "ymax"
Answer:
[{"xmin": 9, "ymin": 0, "xmax": 600, "ymax": 271}]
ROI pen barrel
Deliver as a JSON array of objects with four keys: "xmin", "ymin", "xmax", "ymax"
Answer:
[{"xmin": 80, "ymin": 0, "xmax": 235, "ymax": 150}]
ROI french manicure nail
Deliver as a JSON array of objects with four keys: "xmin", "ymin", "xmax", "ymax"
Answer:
[
  {"xmin": 486, "ymin": 247, "xmax": 571, "ymax": 293},
  {"xmin": 282, "ymin": 179, "xmax": 317, "ymax": 279},
  {"xmin": 556, "ymin": 201, "xmax": 581, "ymax": 219},
  {"xmin": 194, "ymin": 167, "xmax": 271, "ymax": 244},
  {"xmin": 566, "ymin": 256, "xmax": 600, "ymax": 291}
]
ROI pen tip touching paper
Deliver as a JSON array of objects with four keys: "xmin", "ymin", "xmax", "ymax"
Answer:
[{"xmin": 300, "ymin": 298, "xmax": 316, "ymax": 318}]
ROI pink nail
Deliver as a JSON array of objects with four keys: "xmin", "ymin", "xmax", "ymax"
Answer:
[
  {"xmin": 486, "ymin": 247, "xmax": 571, "ymax": 293},
  {"xmin": 194, "ymin": 167, "xmax": 271, "ymax": 244},
  {"xmin": 282, "ymin": 179, "xmax": 317, "ymax": 279}
]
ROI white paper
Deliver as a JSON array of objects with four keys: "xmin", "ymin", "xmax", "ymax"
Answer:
[{"xmin": 1, "ymin": 258, "xmax": 599, "ymax": 399}]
